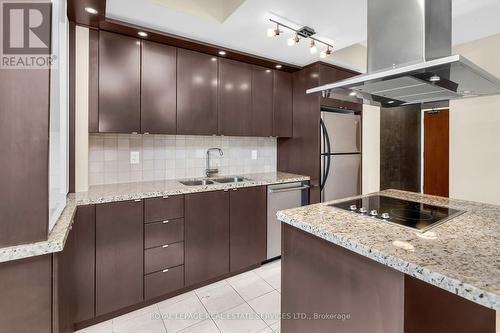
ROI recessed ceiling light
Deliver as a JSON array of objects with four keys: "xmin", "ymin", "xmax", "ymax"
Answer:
[
  {"xmin": 275, "ymin": 64, "xmax": 282, "ymax": 69},
  {"xmin": 138, "ymin": 31, "xmax": 148, "ymax": 37},
  {"xmin": 84, "ymin": 7, "xmax": 98, "ymax": 14},
  {"xmin": 429, "ymin": 75, "xmax": 441, "ymax": 82},
  {"xmin": 218, "ymin": 50, "xmax": 226, "ymax": 56},
  {"xmin": 387, "ymin": 100, "xmax": 395, "ymax": 104}
]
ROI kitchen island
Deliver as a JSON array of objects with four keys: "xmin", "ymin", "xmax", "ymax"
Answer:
[{"xmin": 277, "ymin": 189, "xmax": 499, "ymax": 333}]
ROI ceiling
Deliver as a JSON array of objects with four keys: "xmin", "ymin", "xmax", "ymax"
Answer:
[{"xmin": 106, "ymin": 0, "xmax": 500, "ymax": 70}]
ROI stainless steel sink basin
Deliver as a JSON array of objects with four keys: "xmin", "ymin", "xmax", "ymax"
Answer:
[
  {"xmin": 214, "ymin": 176, "xmax": 248, "ymax": 183},
  {"xmin": 179, "ymin": 179, "xmax": 215, "ymax": 186}
]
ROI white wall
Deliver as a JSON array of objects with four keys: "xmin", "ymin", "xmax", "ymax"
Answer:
[
  {"xmin": 362, "ymin": 105, "xmax": 380, "ymax": 194},
  {"xmin": 449, "ymin": 34, "xmax": 500, "ymax": 205}
]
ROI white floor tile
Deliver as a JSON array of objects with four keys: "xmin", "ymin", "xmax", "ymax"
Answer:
[
  {"xmin": 197, "ymin": 284, "xmax": 245, "ymax": 315},
  {"xmin": 247, "ymin": 291, "xmax": 281, "ymax": 325},
  {"xmin": 157, "ymin": 290, "xmax": 196, "ymax": 308},
  {"xmin": 195, "ymin": 279, "xmax": 229, "ymax": 295},
  {"xmin": 112, "ymin": 304, "xmax": 159, "ymax": 328},
  {"xmin": 178, "ymin": 319, "xmax": 220, "ymax": 333},
  {"xmin": 159, "ymin": 295, "xmax": 209, "ymax": 333},
  {"xmin": 269, "ymin": 320, "xmax": 280, "ymax": 333},
  {"xmin": 113, "ymin": 311, "xmax": 166, "ymax": 333},
  {"xmin": 257, "ymin": 328, "xmax": 273, "ymax": 333},
  {"xmin": 213, "ymin": 303, "xmax": 268, "ymax": 333},
  {"xmin": 75, "ymin": 320, "xmax": 113, "ymax": 333},
  {"xmin": 226, "ymin": 270, "xmax": 259, "ymax": 284},
  {"xmin": 228, "ymin": 273, "xmax": 274, "ymax": 301},
  {"xmin": 254, "ymin": 264, "xmax": 281, "ymax": 290}
]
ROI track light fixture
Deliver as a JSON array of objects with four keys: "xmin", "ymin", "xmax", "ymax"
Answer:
[{"xmin": 268, "ymin": 18, "xmax": 334, "ymax": 58}]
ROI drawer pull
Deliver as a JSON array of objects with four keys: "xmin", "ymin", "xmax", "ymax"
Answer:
[
  {"xmin": 134, "ymin": 199, "xmax": 141, "ymax": 202},
  {"xmin": 162, "ymin": 269, "xmax": 169, "ymax": 273},
  {"xmin": 162, "ymin": 195, "xmax": 169, "ymax": 199},
  {"xmin": 162, "ymin": 220, "xmax": 169, "ymax": 224},
  {"xmin": 162, "ymin": 244, "xmax": 169, "ymax": 248},
  {"xmin": 232, "ymin": 188, "xmax": 238, "ymax": 191}
]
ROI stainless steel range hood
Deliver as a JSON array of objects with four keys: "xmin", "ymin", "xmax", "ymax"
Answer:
[{"xmin": 307, "ymin": 0, "xmax": 500, "ymax": 107}]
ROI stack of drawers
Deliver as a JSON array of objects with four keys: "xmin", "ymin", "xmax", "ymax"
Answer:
[{"xmin": 143, "ymin": 195, "xmax": 185, "ymax": 300}]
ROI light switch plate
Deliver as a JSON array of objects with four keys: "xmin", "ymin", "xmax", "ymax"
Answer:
[
  {"xmin": 130, "ymin": 151, "xmax": 140, "ymax": 164},
  {"xmin": 251, "ymin": 150, "xmax": 258, "ymax": 160}
]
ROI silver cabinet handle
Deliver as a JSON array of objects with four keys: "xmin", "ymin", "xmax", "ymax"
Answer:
[
  {"xmin": 163, "ymin": 195, "xmax": 169, "ymax": 199},
  {"xmin": 162, "ymin": 244, "xmax": 169, "ymax": 248},
  {"xmin": 134, "ymin": 199, "xmax": 141, "ymax": 202},
  {"xmin": 232, "ymin": 188, "xmax": 238, "ymax": 191},
  {"xmin": 268, "ymin": 185, "xmax": 310, "ymax": 194},
  {"xmin": 162, "ymin": 269, "xmax": 169, "ymax": 273},
  {"xmin": 162, "ymin": 220, "xmax": 169, "ymax": 224}
]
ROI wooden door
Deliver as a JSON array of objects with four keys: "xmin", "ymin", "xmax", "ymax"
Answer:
[
  {"xmin": 273, "ymin": 70, "xmax": 293, "ymax": 137},
  {"xmin": 424, "ymin": 110, "xmax": 449, "ymax": 197},
  {"xmin": 141, "ymin": 41, "xmax": 177, "ymax": 134},
  {"xmin": 0, "ymin": 255, "xmax": 52, "ymax": 332},
  {"xmin": 251, "ymin": 66, "xmax": 274, "ymax": 136},
  {"xmin": 219, "ymin": 58, "xmax": 253, "ymax": 136},
  {"xmin": 229, "ymin": 186, "xmax": 267, "ymax": 272},
  {"xmin": 177, "ymin": 49, "xmax": 218, "ymax": 135},
  {"xmin": 70, "ymin": 205, "xmax": 96, "ymax": 323},
  {"xmin": 99, "ymin": 31, "xmax": 141, "ymax": 133},
  {"xmin": 95, "ymin": 200, "xmax": 143, "ymax": 316},
  {"xmin": 185, "ymin": 191, "xmax": 229, "ymax": 286}
]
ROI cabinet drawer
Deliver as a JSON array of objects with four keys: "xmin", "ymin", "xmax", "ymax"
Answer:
[
  {"xmin": 145, "ymin": 242, "xmax": 184, "ymax": 274},
  {"xmin": 144, "ymin": 196, "xmax": 184, "ymax": 223},
  {"xmin": 145, "ymin": 218, "xmax": 184, "ymax": 249},
  {"xmin": 144, "ymin": 265, "xmax": 184, "ymax": 300}
]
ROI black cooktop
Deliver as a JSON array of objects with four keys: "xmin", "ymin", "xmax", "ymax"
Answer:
[{"xmin": 330, "ymin": 195, "xmax": 465, "ymax": 232}]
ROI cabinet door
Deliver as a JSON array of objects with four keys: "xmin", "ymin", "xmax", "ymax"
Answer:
[
  {"xmin": 141, "ymin": 41, "xmax": 177, "ymax": 134},
  {"xmin": 99, "ymin": 31, "xmax": 141, "ymax": 133},
  {"xmin": 96, "ymin": 200, "xmax": 143, "ymax": 316},
  {"xmin": 251, "ymin": 66, "xmax": 274, "ymax": 137},
  {"xmin": 185, "ymin": 191, "xmax": 229, "ymax": 286},
  {"xmin": 0, "ymin": 255, "xmax": 52, "ymax": 333},
  {"xmin": 229, "ymin": 186, "xmax": 267, "ymax": 272},
  {"xmin": 71, "ymin": 205, "xmax": 96, "ymax": 323},
  {"xmin": 219, "ymin": 58, "xmax": 253, "ymax": 136},
  {"xmin": 177, "ymin": 49, "xmax": 218, "ymax": 135},
  {"xmin": 273, "ymin": 70, "xmax": 293, "ymax": 137}
]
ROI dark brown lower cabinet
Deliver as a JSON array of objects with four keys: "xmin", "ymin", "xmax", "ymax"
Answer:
[
  {"xmin": 144, "ymin": 265, "xmax": 184, "ymax": 301},
  {"xmin": 96, "ymin": 200, "xmax": 144, "ymax": 316},
  {"xmin": 229, "ymin": 187, "xmax": 267, "ymax": 272},
  {"xmin": 185, "ymin": 191, "xmax": 230, "ymax": 286},
  {"xmin": 0, "ymin": 255, "xmax": 52, "ymax": 333}
]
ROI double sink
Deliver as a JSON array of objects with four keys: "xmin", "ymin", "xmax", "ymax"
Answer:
[{"xmin": 179, "ymin": 176, "xmax": 248, "ymax": 186}]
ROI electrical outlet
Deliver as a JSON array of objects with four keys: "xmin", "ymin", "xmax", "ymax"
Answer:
[
  {"xmin": 251, "ymin": 150, "xmax": 258, "ymax": 160},
  {"xmin": 130, "ymin": 151, "xmax": 140, "ymax": 164}
]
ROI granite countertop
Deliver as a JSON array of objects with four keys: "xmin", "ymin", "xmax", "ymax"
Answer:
[
  {"xmin": 277, "ymin": 189, "xmax": 500, "ymax": 310},
  {"xmin": 0, "ymin": 172, "xmax": 309, "ymax": 264}
]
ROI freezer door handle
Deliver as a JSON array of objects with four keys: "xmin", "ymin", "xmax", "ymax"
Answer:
[{"xmin": 268, "ymin": 185, "xmax": 310, "ymax": 194}]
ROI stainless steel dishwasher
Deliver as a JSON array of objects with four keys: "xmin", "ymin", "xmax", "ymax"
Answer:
[{"xmin": 267, "ymin": 181, "xmax": 310, "ymax": 260}]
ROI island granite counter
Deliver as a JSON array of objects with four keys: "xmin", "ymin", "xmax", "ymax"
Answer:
[
  {"xmin": 277, "ymin": 189, "xmax": 499, "ymax": 333},
  {"xmin": 0, "ymin": 171, "xmax": 309, "ymax": 263}
]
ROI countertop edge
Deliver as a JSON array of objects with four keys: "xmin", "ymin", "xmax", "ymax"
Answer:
[{"xmin": 277, "ymin": 210, "xmax": 500, "ymax": 311}]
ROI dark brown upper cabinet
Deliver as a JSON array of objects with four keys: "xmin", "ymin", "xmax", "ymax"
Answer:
[
  {"xmin": 273, "ymin": 70, "xmax": 293, "ymax": 137},
  {"xmin": 99, "ymin": 31, "xmax": 141, "ymax": 133},
  {"xmin": 219, "ymin": 58, "xmax": 253, "ymax": 136},
  {"xmin": 177, "ymin": 49, "xmax": 218, "ymax": 135},
  {"xmin": 185, "ymin": 191, "xmax": 229, "ymax": 286},
  {"xmin": 141, "ymin": 41, "xmax": 177, "ymax": 134},
  {"xmin": 229, "ymin": 186, "xmax": 267, "ymax": 272},
  {"xmin": 95, "ymin": 200, "xmax": 143, "ymax": 316},
  {"xmin": 251, "ymin": 66, "xmax": 274, "ymax": 137}
]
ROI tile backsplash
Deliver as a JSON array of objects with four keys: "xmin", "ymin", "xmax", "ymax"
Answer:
[{"xmin": 89, "ymin": 134, "xmax": 277, "ymax": 186}]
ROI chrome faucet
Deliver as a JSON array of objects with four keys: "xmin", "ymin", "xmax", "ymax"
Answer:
[{"xmin": 206, "ymin": 148, "xmax": 223, "ymax": 177}]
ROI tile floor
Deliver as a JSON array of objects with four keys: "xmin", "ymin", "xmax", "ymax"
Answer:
[{"xmin": 76, "ymin": 260, "xmax": 282, "ymax": 333}]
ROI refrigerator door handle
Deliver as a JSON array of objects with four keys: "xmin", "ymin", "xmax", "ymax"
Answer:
[{"xmin": 320, "ymin": 119, "xmax": 333, "ymax": 191}]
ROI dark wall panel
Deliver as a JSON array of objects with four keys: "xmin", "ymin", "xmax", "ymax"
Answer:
[{"xmin": 380, "ymin": 106, "xmax": 421, "ymax": 192}]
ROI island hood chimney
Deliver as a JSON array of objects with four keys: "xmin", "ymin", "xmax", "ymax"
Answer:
[{"xmin": 307, "ymin": 0, "xmax": 500, "ymax": 107}]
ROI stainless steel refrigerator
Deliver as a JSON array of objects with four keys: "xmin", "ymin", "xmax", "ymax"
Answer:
[{"xmin": 320, "ymin": 110, "xmax": 362, "ymax": 202}]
